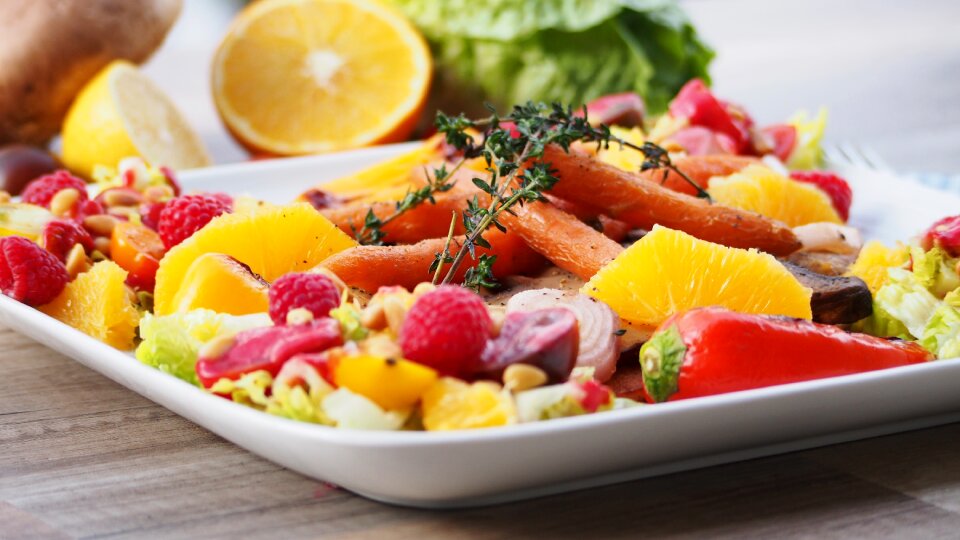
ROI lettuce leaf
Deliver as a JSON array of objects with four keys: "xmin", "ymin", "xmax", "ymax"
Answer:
[
  {"xmin": 911, "ymin": 246, "xmax": 960, "ymax": 298},
  {"xmin": 136, "ymin": 309, "xmax": 272, "ymax": 386},
  {"xmin": 871, "ymin": 268, "xmax": 940, "ymax": 339},
  {"xmin": 921, "ymin": 304, "xmax": 960, "ymax": 359},
  {"xmin": 786, "ymin": 108, "xmax": 827, "ymax": 170},
  {"xmin": 391, "ymin": 0, "xmax": 713, "ymax": 114}
]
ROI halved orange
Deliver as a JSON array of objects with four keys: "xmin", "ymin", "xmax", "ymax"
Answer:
[
  {"xmin": 212, "ymin": 0, "xmax": 432, "ymax": 155},
  {"xmin": 153, "ymin": 203, "xmax": 357, "ymax": 315}
]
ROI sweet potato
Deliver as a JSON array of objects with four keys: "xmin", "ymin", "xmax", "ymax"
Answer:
[
  {"xmin": 0, "ymin": 0, "xmax": 183, "ymax": 145},
  {"xmin": 320, "ymin": 229, "xmax": 545, "ymax": 292},
  {"xmin": 542, "ymin": 145, "xmax": 801, "ymax": 255}
]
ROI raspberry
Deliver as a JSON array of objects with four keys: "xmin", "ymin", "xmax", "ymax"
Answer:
[
  {"xmin": 790, "ymin": 170, "xmax": 853, "ymax": 221},
  {"xmin": 21, "ymin": 170, "xmax": 88, "ymax": 208},
  {"xmin": 0, "ymin": 236, "xmax": 68, "ymax": 305},
  {"xmin": 269, "ymin": 272, "xmax": 341, "ymax": 325},
  {"xmin": 41, "ymin": 219, "xmax": 94, "ymax": 262},
  {"xmin": 157, "ymin": 194, "xmax": 230, "ymax": 249},
  {"xmin": 399, "ymin": 285, "xmax": 492, "ymax": 375}
]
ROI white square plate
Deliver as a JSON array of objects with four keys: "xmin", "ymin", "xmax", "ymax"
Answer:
[{"xmin": 3, "ymin": 144, "xmax": 959, "ymax": 508}]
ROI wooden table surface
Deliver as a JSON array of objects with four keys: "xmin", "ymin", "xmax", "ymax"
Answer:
[{"xmin": 3, "ymin": 1, "xmax": 960, "ymax": 538}]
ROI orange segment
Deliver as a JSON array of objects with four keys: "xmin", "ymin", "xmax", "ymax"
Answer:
[
  {"xmin": 154, "ymin": 203, "xmax": 357, "ymax": 315},
  {"xmin": 583, "ymin": 225, "xmax": 812, "ymax": 329},
  {"xmin": 421, "ymin": 378, "xmax": 516, "ymax": 431},
  {"xmin": 169, "ymin": 253, "xmax": 270, "ymax": 315},
  {"xmin": 212, "ymin": 0, "xmax": 432, "ymax": 155},
  {"xmin": 41, "ymin": 261, "xmax": 141, "ymax": 350},
  {"xmin": 709, "ymin": 165, "xmax": 842, "ymax": 227},
  {"xmin": 846, "ymin": 241, "xmax": 910, "ymax": 294}
]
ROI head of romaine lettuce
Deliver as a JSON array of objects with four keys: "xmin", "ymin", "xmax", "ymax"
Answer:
[{"xmin": 390, "ymin": 0, "xmax": 714, "ymax": 116}]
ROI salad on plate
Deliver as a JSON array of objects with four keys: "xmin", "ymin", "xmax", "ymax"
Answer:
[{"xmin": 1, "ymin": 79, "xmax": 954, "ymax": 432}]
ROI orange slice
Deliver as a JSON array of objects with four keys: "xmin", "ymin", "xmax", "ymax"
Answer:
[
  {"xmin": 41, "ymin": 261, "xmax": 141, "ymax": 350},
  {"xmin": 583, "ymin": 225, "xmax": 812, "ymax": 329},
  {"xmin": 212, "ymin": 0, "xmax": 432, "ymax": 155},
  {"xmin": 169, "ymin": 253, "xmax": 270, "ymax": 315},
  {"xmin": 154, "ymin": 203, "xmax": 356, "ymax": 315},
  {"xmin": 709, "ymin": 165, "xmax": 842, "ymax": 227}
]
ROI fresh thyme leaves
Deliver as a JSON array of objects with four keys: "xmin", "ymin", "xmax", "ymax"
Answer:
[
  {"xmin": 430, "ymin": 101, "xmax": 708, "ymax": 287},
  {"xmin": 354, "ymin": 161, "xmax": 459, "ymax": 245},
  {"xmin": 635, "ymin": 141, "xmax": 711, "ymax": 200}
]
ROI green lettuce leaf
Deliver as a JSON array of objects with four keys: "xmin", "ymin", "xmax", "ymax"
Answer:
[
  {"xmin": 135, "ymin": 309, "xmax": 272, "ymax": 386},
  {"xmin": 921, "ymin": 304, "xmax": 960, "ymax": 359},
  {"xmin": 871, "ymin": 268, "xmax": 940, "ymax": 339},
  {"xmin": 786, "ymin": 108, "xmax": 827, "ymax": 170},
  {"xmin": 911, "ymin": 246, "xmax": 960, "ymax": 298},
  {"xmin": 391, "ymin": 0, "xmax": 713, "ymax": 114}
]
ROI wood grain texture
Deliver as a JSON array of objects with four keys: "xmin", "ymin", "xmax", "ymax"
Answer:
[{"xmin": 5, "ymin": 0, "xmax": 960, "ymax": 538}]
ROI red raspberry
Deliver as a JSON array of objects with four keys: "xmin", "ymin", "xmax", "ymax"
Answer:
[
  {"xmin": 790, "ymin": 170, "xmax": 853, "ymax": 221},
  {"xmin": 21, "ymin": 170, "xmax": 88, "ymax": 208},
  {"xmin": 40, "ymin": 219, "xmax": 94, "ymax": 262},
  {"xmin": 157, "ymin": 194, "xmax": 230, "ymax": 249},
  {"xmin": 922, "ymin": 215, "xmax": 960, "ymax": 256},
  {"xmin": 399, "ymin": 285, "xmax": 492, "ymax": 375},
  {"xmin": 269, "ymin": 272, "xmax": 341, "ymax": 325},
  {"xmin": 0, "ymin": 236, "xmax": 68, "ymax": 305}
]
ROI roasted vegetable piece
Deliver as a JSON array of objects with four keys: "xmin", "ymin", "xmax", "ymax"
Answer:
[
  {"xmin": 320, "ymin": 229, "xmax": 544, "ymax": 292},
  {"xmin": 638, "ymin": 154, "xmax": 756, "ymax": 196},
  {"xmin": 499, "ymin": 200, "xmax": 624, "ymax": 281},
  {"xmin": 321, "ymin": 183, "xmax": 472, "ymax": 244},
  {"xmin": 782, "ymin": 261, "xmax": 873, "ymax": 325},
  {"xmin": 639, "ymin": 307, "xmax": 932, "ymax": 403},
  {"xmin": 542, "ymin": 145, "xmax": 800, "ymax": 255}
]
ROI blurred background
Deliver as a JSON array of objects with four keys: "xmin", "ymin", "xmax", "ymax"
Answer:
[{"xmin": 138, "ymin": 0, "xmax": 959, "ymax": 173}]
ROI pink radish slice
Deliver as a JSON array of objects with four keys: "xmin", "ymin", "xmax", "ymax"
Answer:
[{"xmin": 506, "ymin": 288, "xmax": 620, "ymax": 382}]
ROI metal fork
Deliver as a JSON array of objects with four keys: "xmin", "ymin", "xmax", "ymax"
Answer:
[{"xmin": 823, "ymin": 142, "xmax": 894, "ymax": 173}]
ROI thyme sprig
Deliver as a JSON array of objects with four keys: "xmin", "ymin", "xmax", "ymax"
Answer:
[
  {"xmin": 429, "ymin": 101, "xmax": 710, "ymax": 290},
  {"xmin": 353, "ymin": 161, "xmax": 462, "ymax": 245}
]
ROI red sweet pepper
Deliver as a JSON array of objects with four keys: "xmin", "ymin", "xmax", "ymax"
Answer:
[{"xmin": 639, "ymin": 307, "xmax": 932, "ymax": 403}]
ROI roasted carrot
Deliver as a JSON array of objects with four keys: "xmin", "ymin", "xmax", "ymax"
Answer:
[
  {"xmin": 542, "ymin": 145, "xmax": 800, "ymax": 255},
  {"xmin": 321, "ymin": 185, "xmax": 470, "ymax": 244},
  {"xmin": 638, "ymin": 154, "xmax": 756, "ymax": 196},
  {"xmin": 499, "ymin": 200, "xmax": 624, "ymax": 280},
  {"xmin": 320, "ymin": 229, "xmax": 545, "ymax": 292}
]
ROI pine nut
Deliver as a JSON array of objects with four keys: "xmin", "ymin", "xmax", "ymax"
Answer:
[
  {"xmin": 0, "ymin": 191, "xmax": 10, "ymax": 203},
  {"xmin": 93, "ymin": 237, "xmax": 111, "ymax": 257},
  {"xmin": 198, "ymin": 334, "xmax": 236, "ymax": 360},
  {"xmin": 83, "ymin": 215, "xmax": 118, "ymax": 237},
  {"xmin": 50, "ymin": 188, "xmax": 80, "ymax": 217},
  {"xmin": 64, "ymin": 243, "xmax": 89, "ymax": 279},
  {"xmin": 361, "ymin": 301, "xmax": 386, "ymax": 330},
  {"xmin": 143, "ymin": 185, "xmax": 174, "ymax": 203},
  {"xmin": 362, "ymin": 334, "xmax": 403, "ymax": 359},
  {"xmin": 412, "ymin": 282, "xmax": 435, "ymax": 297},
  {"xmin": 103, "ymin": 189, "xmax": 142, "ymax": 207},
  {"xmin": 383, "ymin": 295, "xmax": 408, "ymax": 334},
  {"xmin": 503, "ymin": 364, "xmax": 548, "ymax": 392},
  {"xmin": 286, "ymin": 307, "xmax": 315, "ymax": 325}
]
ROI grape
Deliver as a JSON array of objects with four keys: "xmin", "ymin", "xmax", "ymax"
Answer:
[{"xmin": 0, "ymin": 145, "xmax": 59, "ymax": 196}]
